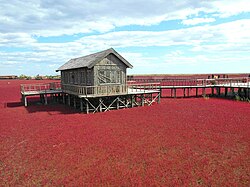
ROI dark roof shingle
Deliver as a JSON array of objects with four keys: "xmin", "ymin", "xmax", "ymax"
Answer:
[{"xmin": 56, "ymin": 48, "xmax": 133, "ymax": 71}]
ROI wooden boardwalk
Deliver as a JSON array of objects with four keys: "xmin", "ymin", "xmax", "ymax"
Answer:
[
  {"xmin": 156, "ymin": 77, "xmax": 250, "ymax": 98},
  {"xmin": 20, "ymin": 77, "xmax": 250, "ymax": 111}
]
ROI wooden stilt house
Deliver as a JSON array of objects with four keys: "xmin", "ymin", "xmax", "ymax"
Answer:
[
  {"xmin": 20, "ymin": 48, "xmax": 161, "ymax": 112},
  {"xmin": 56, "ymin": 48, "xmax": 133, "ymax": 96}
]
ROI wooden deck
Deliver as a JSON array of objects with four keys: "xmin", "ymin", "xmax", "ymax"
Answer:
[
  {"xmin": 20, "ymin": 82, "xmax": 161, "ymax": 108},
  {"xmin": 20, "ymin": 77, "xmax": 250, "ymax": 109}
]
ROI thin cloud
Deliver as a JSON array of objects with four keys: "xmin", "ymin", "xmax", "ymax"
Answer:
[{"xmin": 182, "ymin": 17, "xmax": 216, "ymax": 25}]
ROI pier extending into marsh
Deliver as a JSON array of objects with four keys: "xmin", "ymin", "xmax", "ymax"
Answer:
[{"xmin": 20, "ymin": 77, "xmax": 250, "ymax": 113}]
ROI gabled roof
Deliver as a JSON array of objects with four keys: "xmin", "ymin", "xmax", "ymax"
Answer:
[{"xmin": 56, "ymin": 48, "xmax": 133, "ymax": 71}]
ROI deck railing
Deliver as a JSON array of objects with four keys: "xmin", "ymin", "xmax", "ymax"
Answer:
[
  {"xmin": 62, "ymin": 84, "xmax": 128, "ymax": 96},
  {"xmin": 20, "ymin": 82, "xmax": 61, "ymax": 93},
  {"xmin": 61, "ymin": 83, "xmax": 160, "ymax": 96}
]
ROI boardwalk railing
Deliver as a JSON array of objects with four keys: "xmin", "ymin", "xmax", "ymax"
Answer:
[
  {"xmin": 20, "ymin": 82, "xmax": 61, "ymax": 93},
  {"xmin": 127, "ymin": 82, "xmax": 160, "ymax": 93},
  {"xmin": 20, "ymin": 77, "xmax": 249, "ymax": 97},
  {"xmin": 128, "ymin": 77, "xmax": 250, "ymax": 87}
]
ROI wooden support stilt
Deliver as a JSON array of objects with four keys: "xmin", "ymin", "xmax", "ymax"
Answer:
[
  {"xmin": 100, "ymin": 98, "xmax": 103, "ymax": 112},
  {"xmin": 211, "ymin": 87, "xmax": 214, "ymax": 96},
  {"xmin": 126, "ymin": 95, "xmax": 129, "ymax": 107},
  {"xmin": 196, "ymin": 88, "xmax": 198, "ymax": 97},
  {"xmin": 24, "ymin": 96, "xmax": 27, "ymax": 107},
  {"xmin": 141, "ymin": 94, "xmax": 144, "ymax": 106},
  {"xmin": 187, "ymin": 88, "xmax": 190, "ymax": 97},
  {"xmin": 40, "ymin": 94, "xmax": 42, "ymax": 103},
  {"xmin": 183, "ymin": 88, "xmax": 186, "ymax": 97},
  {"xmin": 80, "ymin": 98, "xmax": 83, "ymax": 112},
  {"xmin": 68, "ymin": 95, "xmax": 70, "ymax": 106},
  {"xmin": 45, "ymin": 94, "xmax": 48, "ymax": 105},
  {"xmin": 116, "ymin": 97, "xmax": 119, "ymax": 110},
  {"xmin": 171, "ymin": 89, "xmax": 173, "ymax": 98},
  {"xmin": 131, "ymin": 95, "xmax": 134, "ymax": 108},
  {"xmin": 225, "ymin": 87, "xmax": 228, "ymax": 97},
  {"xmin": 86, "ymin": 99, "xmax": 89, "ymax": 114},
  {"xmin": 63, "ymin": 94, "xmax": 65, "ymax": 104},
  {"xmin": 202, "ymin": 88, "xmax": 206, "ymax": 97},
  {"xmin": 73, "ymin": 96, "xmax": 76, "ymax": 108},
  {"xmin": 157, "ymin": 93, "xmax": 160, "ymax": 104},
  {"xmin": 244, "ymin": 88, "xmax": 247, "ymax": 98}
]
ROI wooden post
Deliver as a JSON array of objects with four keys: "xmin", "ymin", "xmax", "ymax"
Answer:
[
  {"xmin": 68, "ymin": 95, "xmax": 70, "ymax": 106},
  {"xmin": 86, "ymin": 99, "xmax": 89, "ymax": 114},
  {"xmin": 126, "ymin": 95, "xmax": 129, "ymax": 107},
  {"xmin": 131, "ymin": 95, "xmax": 134, "ymax": 108},
  {"xmin": 62, "ymin": 94, "xmax": 65, "ymax": 104},
  {"xmin": 202, "ymin": 88, "xmax": 206, "ymax": 97},
  {"xmin": 24, "ymin": 96, "xmax": 27, "ymax": 107},
  {"xmin": 244, "ymin": 88, "xmax": 247, "ymax": 98},
  {"xmin": 187, "ymin": 88, "xmax": 190, "ymax": 97},
  {"xmin": 141, "ymin": 94, "xmax": 144, "ymax": 106},
  {"xmin": 171, "ymin": 88, "xmax": 173, "ymax": 98},
  {"xmin": 40, "ymin": 94, "xmax": 42, "ymax": 103},
  {"xmin": 116, "ymin": 97, "xmax": 119, "ymax": 110},
  {"xmin": 183, "ymin": 88, "xmax": 186, "ymax": 97},
  {"xmin": 157, "ymin": 93, "xmax": 161, "ymax": 104},
  {"xmin": 45, "ymin": 94, "xmax": 48, "ymax": 105},
  {"xmin": 73, "ymin": 96, "xmax": 76, "ymax": 108},
  {"xmin": 211, "ymin": 87, "xmax": 214, "ymax": 96},
  {"xmin": 99, "ymin": 98, "xmax": 103, "ymax": 112},
  {"xmin": 225, "ymin": 87, "xmax": 228, "ymax": 97},
  {"xmin": 174, "ymin": 89, "xmax": 176, "ymax": 98},
  {"xmin": 196, "ymin": 88, "xmax": 198, "ymax": 97},
  {"xmin": 80, "ymin": 98, "xmax": 83, "ymax": 112}
]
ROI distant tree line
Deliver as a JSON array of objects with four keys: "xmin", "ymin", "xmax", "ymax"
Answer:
[{"xmin": 18, "ymin": 74, "xmax": 61, "ymax": 80}]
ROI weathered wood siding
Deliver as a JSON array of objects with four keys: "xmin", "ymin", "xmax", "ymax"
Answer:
[
  {"xmin": 93, "ymin": 54, "xmax": 127, "ymax": 86},
  {"xmin": 61, "ymin": 68, "xmax": 94, "ymax": 86}
]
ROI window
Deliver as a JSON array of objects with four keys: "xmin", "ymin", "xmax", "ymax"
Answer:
[
  {"xmin": 74, "ymin": 71, "xmax": 78, "ymax": 84},
  {"xmin": 69, "ymin": 72, "xmax": 74, "ymax": 84},
  {"xmin": 80, "ymin": 71, "xmax": 86, "ymax": 84},
  {"xmin": 87, "ymin": 70, "xmax": 91, "ymax": 85},
  {"xmin": 98, "ymin": 69, "xmax": 121, "ymax": 84}
]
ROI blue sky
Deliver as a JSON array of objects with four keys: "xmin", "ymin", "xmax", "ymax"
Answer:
[{"xmin": 0, "ymin": 0, "xmax": 249, "ymax": 76}]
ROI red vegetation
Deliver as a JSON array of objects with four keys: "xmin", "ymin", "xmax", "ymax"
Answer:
[{"xmin": 0, "ymin": 80, "xmax": 249, "ymax": 186}]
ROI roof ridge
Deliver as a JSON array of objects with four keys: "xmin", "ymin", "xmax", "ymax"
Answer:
[{"xmin": 56, "ymin": 48, "xmax": 132, "ymax": 72}]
